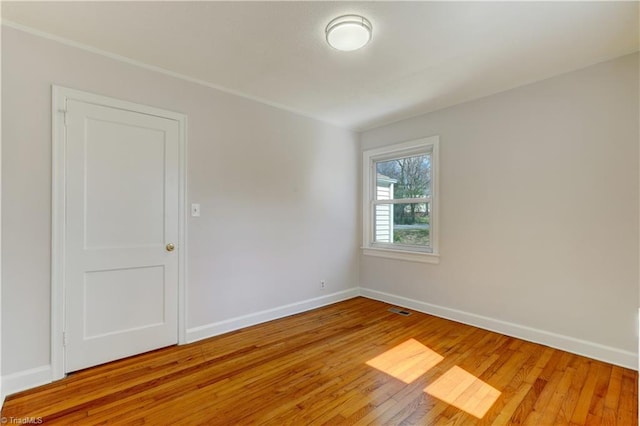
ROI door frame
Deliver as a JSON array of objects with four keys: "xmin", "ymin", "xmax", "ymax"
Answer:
[{"xmin": 51, "ymin": 86, "xmax": 188, "ymax": 380}]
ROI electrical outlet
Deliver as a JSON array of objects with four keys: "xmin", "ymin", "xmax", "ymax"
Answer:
[{"xmin": 320, "ymin": 280, "xmax": 326, "ymax": 289}]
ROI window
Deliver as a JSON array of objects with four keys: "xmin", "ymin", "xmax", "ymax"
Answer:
[{"xmin": 362, "ymin": 136, "xmax": 439, "ymax": 263}]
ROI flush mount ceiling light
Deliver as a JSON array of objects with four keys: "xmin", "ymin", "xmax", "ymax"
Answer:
[{"xmin": 325, "ymin": 15, "xmax": 372, "ymax": 51}]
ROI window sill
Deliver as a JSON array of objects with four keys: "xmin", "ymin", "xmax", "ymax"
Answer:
[{"xmin": 361, "ymin": 247, "xmax": 440, "ymax": 264}]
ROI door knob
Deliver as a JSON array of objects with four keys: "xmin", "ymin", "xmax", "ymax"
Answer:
[{"xmin": 166, "ymin": 243, "xmax": 175, "ymax": 252}]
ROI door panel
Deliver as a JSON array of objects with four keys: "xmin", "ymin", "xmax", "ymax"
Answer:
[
  {"xmin": 64, "ymin": 99, "xmax": 179, "ymax": 373},
  {"xmin": 84, "ymin": 118, "xmax": 166, "ymax": 249},
  {"xmin": 84, "ymin": 266, "xmax": 166, "ymax": 338}
]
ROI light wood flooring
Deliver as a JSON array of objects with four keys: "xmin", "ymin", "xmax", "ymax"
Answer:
[{"xmin": 2, "ymin": 297, "xmax": 637, "ymax": 425}]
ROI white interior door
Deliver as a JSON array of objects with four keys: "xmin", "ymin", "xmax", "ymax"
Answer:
[{"xmin": 63, "ymin": 98, "xmax": 180, "ymax": 373}]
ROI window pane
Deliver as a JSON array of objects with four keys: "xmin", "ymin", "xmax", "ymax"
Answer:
[
  {"xmin": 375, "ymin": 154, "xmax": 431, "ymax": 200},
  {"xmin": 374, "ymin": 203, "xmax": 430, "ymax": 246}
]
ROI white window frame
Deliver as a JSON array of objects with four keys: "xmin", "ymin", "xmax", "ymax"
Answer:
[{"xmin": 362, "ymin": 136, "xmax": 440, "ymax": 264}]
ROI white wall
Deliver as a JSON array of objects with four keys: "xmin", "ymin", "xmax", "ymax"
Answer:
[
  {"xmin": 1, "ymin": 25, "xmax": 359, "ymax": 386},
  {"xmin": 360, "ymin": 53, "xmax": 639, "ymax": 367}
]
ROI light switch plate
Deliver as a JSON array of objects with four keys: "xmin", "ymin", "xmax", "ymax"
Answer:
[{"xmin": 191, "ymin": 203, "xmax": 200, "ymax": 217}]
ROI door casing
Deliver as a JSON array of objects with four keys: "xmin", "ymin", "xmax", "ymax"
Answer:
[{"xmin": 51, "ymin": 85, "xmax": 188, "ymax": 380}]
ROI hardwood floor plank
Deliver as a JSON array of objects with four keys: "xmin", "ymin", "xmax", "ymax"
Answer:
[
  {"xmin": 554, "ymin": 357, "xmax": 592, "ymax": 426},
  {"xmin": 485, "ymin": 346, "xmax": 554, "ymax": 425},
  {"xmin": 571, "ymin": 361, "xmax": 604, "ymax": 425},
  {"xmin": 522, "ymin": 351, "xmax": 573, "ymax": 425},
  {"xmin": 584, "ymin": 363, "xmax": 613, "ymax": 426},
  {"xmin": 1, "ymin": 297, "xmax": 636, "ymax": 425},
  {"xmin": 615, "ymin": 371, "xmax": 637, "ymax": 426},
  {"xmin": 537, "ymin": 358, "xmax": 577, "ymax": 425},
  {"xmin": 507, "ymin": 377, "xmax": 549, "ymax": 425}
]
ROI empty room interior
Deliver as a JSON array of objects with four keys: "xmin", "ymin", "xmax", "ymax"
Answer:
[{"xmin": 1, "ymin": 1, "xmax": 639, "ymax": 424}]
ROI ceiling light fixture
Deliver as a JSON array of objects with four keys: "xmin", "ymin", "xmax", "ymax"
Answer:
[{"xmin": 325, "ymin": 15, "xmax": 372, "ymax": 51}]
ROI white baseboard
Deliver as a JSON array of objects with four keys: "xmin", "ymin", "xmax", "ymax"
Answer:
[
  {"xmin": 1, "ymin": 365, "xmax": 52, "ymax": 400},
  {"xmin": 185, "ymin": 288, "xmax": 360, "ymax": 343},
  {"xmin": 1, "ymin": 287, "xmax": 634, "ymax": 401},
  {"xmin": 360, "ymin": 288, "xmax": 638, "ymax": 370}
]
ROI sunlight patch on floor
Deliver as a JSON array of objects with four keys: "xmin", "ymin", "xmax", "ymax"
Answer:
[
  {"xmin": 366, "ymin": 338, "xmax": 444, "ymax": 384},
  {"xmin": 424, "ymin": 365, "xmax": 501, "ymax": 418}
]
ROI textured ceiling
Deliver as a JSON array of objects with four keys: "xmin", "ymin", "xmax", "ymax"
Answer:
[{"xmin": 2, "ymin": 1, "xmax": 638, "ymax": 130}]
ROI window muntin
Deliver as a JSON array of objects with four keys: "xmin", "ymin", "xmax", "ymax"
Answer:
[{"xmin": 363, "ymin": 136, "xmax": 439, "ymax": 262}]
